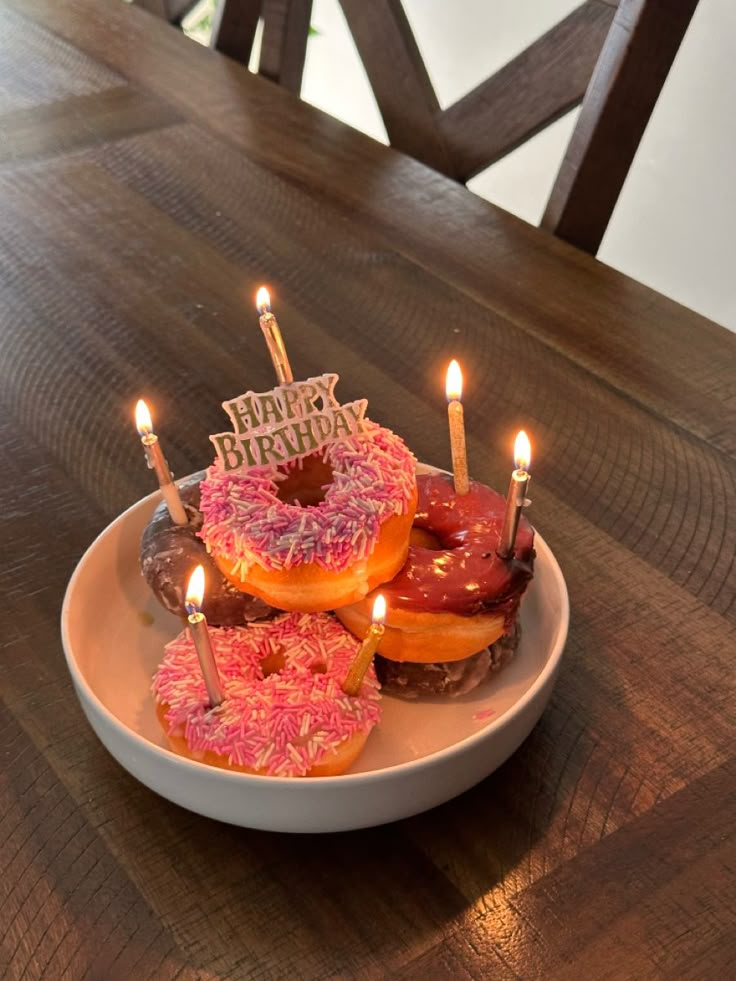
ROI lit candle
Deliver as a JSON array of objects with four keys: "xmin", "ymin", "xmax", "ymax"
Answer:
[
  {"xmin": 256, "ymin": 286, "xmax": 293, "ymax": 385},
  {"xmin": 135, "ymin": 399, "xmax": 188, "ymax": 526},
  {"xmin": 342, "ymin": 594, "xmax": 387, "ymax": 696},
  {"xmin": 446, "ymin": 359, "xmax": 469, "ymax": 495},
  {"xmin": 185, "ymin": 565, "xmax": 224, "ymax": 707},
  {"xmin": 497, "ymin": 430, "xmax": 531, "ymax": 559}
]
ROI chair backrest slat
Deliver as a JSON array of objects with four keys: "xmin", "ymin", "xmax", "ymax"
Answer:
[{"xmin": 439, "ymin": 0, "xmax": 617, "ymax": 180}]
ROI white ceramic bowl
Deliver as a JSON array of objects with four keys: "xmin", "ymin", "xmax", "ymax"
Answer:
[{"xmin": 61, "ymin": 468, "xmax": 568, "ymax": 832}]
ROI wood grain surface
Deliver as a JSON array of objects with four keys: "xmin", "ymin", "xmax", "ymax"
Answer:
[{"xmin": 0, "ymin": 2, "xmax": 734, "ymax": 979}]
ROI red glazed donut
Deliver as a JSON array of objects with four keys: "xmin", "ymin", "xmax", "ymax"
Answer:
[
  {"xmin": 199, "ymin": 423, "xmax": 417, "ymax": 612},
  {"xmin": 336, "ymin": 471, "xmax": 534, "ymax": 664},
  {"xmin": 153, "ymin": 612, "xmax": 381, "ymax": 777}
]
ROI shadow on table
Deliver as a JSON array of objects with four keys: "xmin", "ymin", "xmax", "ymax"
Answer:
[
  {"xmin": 103, "ymin": 701, "xmax": 582, "ymax": 978},
  {"xmin": 81, "ymin": 600, "xmax": 640, "ymax": 976}
]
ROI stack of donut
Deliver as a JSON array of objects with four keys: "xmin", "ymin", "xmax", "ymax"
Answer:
[
  {"xmin": 140, "ymin": 380, "xmax": 535, "ymax": 777},
  {"xmin": 142, "ymin": 414, "xmax": 419, "ymax": 776}
]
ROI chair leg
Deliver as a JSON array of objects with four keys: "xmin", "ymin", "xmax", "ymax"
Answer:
[
  {"xmin": 542, "ymin": 0, "xmax": 700, "ymax": 255},
  {"xmin": 212, "ymin": 0, "xmax": 311, "ymax": 94},
  {"xmin": 339, "ymin": 0, "xmax": 454, "ymax": 178},
  {"xmin": 259, "ymin": 0, "xmax": 313, "ymax": 94},
  {"xmin": 132, "ymin": 0, "xmax": 195, "ymax": 23},
  {"xmin": 211, "ymin": 0, "xmax": 263, "ymax": 63}
]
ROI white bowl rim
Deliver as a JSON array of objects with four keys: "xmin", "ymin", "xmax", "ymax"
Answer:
[{"xmin": 61, "ymin": 477, "xmax": 569, "ymax": 787}]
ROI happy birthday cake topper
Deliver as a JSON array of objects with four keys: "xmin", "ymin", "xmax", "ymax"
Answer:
[{"xmin": 210, "ymin": 373, "xmax": 368, "ymax": 471}]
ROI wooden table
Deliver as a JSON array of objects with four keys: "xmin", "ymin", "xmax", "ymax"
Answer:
[{"xmin": 1, "ymin": 1, "xmax": 734, "ymax": 978}]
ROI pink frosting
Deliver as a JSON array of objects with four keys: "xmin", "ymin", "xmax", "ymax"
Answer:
[
  {"xmin": 198, "ymin": 423, "xmax": 416, "ymax": 577},
  {"xmin": 152, "ymin": 612, "xmax": 381, "ymax": 777}
]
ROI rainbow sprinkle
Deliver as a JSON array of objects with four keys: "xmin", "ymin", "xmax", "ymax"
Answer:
[
  {"xmin": 152, "ymin": 612, "xmax": 381, "ymax": 777},
  {"xmin": 199, "ymin": 423, "xmax": 416, "ymax": 576}
]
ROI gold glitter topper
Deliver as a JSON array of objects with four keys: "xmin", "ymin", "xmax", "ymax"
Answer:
[{"xmin": 210, "ymin": 373, "xmax": 367, "ymax": 471}]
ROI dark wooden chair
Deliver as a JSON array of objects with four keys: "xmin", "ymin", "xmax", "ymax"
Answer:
[
  {"xmin": 146, "ymin": 0, "xmax": 701, "ymax": 255},
  {"xmin": 335, "ymin": 0, "xmax": 701, "ymax": 255}
]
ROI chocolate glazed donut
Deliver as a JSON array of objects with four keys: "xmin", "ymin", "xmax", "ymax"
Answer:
[
  {"xmin": 140, "ymin": 472, "xmax": 275, "ymax": 626},
  {"xmin": 375, "ymin": 622, "xmax": 521, "ymax": 698}
]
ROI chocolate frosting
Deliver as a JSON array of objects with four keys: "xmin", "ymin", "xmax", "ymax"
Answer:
[
  {"xmin": 384, "ymin": 473, "xmax": 535, "ymax": 617},
  {"xmin": 376, "ymin": 622, "xmax": 520, "ymax": 698},
  {"xmin": 140, "ymin": 472, "xmax": 275, "ymax": 626}
]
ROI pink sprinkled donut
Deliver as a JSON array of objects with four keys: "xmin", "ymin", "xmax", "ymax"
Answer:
[
  {"xmin": 152, "ymin": 612, "xmax": 381, "ymax": 777},
  {"xmin": 199, "ymin": 423, "xmax": 418, "ymax": 612}
]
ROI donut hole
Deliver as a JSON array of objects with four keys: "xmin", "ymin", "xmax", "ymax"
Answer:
[
  {"xmin": 276, "ymin": 453, "xmax": 334, "ymax": 508},
  {"xmin": 260, "ymin": 649, "xmax": 286, "ymax": 677},
  {"xmin": 310, "ymin": 662, "xmax": 327, "ymax": 675},
  {"xmin": 410, "ymin": 527, "xmax": 444, "ymax": 550}
]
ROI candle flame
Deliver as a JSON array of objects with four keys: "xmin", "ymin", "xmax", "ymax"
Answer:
[
  {"xmin": 135, "ymin": 399, "xmax": 153, "ymax": 437},
  {"xmin": 514, "ymin": 430, "xmax": 531, "ymax": 471},
  {"xmin": 256, "ymin": 286, "xmax": 271, "ymax": 314},
  {"xmin": 185, "ymin": 564, "xmax": 205, "ymax": 615},
  {"xmin": 445, "ymin": 359, "xmax": 463, "ymax": 401},
  {"xmin": 372, "ymin": 593, "xmax": 387, "ymax": 625}
]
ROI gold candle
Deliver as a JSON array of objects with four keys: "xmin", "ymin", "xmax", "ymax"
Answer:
[
  {"xmin": 342, "ymin": 594, "xmax": 387, "ymax": 696},
  {"xmin": 185, "ymin": 565, "xmax": 224, "ymax": 707},
  {"xmin": 256, "ymin": 286, "xmax": 293, "ymax": 385},
  {"xmin": 135, "ymin": 399, "xmax": 188, "ymax": 526},
  {"xmin": 497, "ymin": 430, "xmax": 531, "ymax": 559},
  {"xmin": 446, "ymin": 359, "xmax": 469, "ymax": 495}
]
